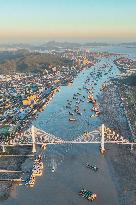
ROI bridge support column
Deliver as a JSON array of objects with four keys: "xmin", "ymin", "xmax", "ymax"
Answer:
[
  {"xmin": 2, "ymin": 145, "xmax": 6, "ymax": 153},
  {"xmin": 31, "ymin": 125, "xmax": 36, "ymax": 153},
  {"xmin": 100, "ymin": 124, "xmax": 106, "ymax": 154}
]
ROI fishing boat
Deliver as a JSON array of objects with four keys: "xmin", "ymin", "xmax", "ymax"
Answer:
[
  {"xmin": 77, "ymin": 92, "xmax": 81, "ymax": 95},
  {"xmin": 77, "ymin": 112, "xmax": 82, "ymax": 115},
  {"xmin": 66, "ymin": 105, "xmax": 71, "ymax": 109},
  {"xmin": 69, "ymin": 112, "xmax": 74, "ymax": 116},
  {"xmin": 28, "ymin": 180, "xmax": 35, "ymax": 187},
  {"xmin": 52, "ymin": 168, "xmax": 55, "ymax": 172},
  {"xmin": 96, "ymin": 111, "xmax": 100, "ymax": 115},
  {"xmin": 79, "ymin": 189, "xmax": 97, "ymax": 201},
  {"xmin": 86, "ymin": 164, "xmax": 98, "ymax": 172},
  {"xmin": 69, "ymin": 118, "xmax": 76, "ymax": 121},
  {"xmin": 32, "ymin": 169, "xmax": 43, "ymax": 176},
  {"xmin": 91, "ymin": 107, "xmax": 99, "ymax": 112},
  {"xmin": 90, "ymin": 114, "xmax": 97, "ymax": 118},
  {"xmin": 28, "ymin": 175, "xmax": 36, "ymax": 187},
  {"xmin": 51, "ymin": 159, "xmax": 57, "ymax": 172}
]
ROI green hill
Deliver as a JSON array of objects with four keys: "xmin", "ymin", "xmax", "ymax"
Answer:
[{"xmin": 0, "ymin": 50, "xmax": 73, "ymax": 74}]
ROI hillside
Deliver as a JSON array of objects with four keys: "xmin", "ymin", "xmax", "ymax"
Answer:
[{"xmin": 0, "ymin": 50, "xmax": 73, "ymax": 74}]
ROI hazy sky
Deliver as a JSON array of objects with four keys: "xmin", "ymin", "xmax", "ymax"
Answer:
[{"xmin": 0, "ymin": 0, "xmax": 136, "ymax": 42}]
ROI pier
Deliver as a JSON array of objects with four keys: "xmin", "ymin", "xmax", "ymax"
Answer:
[
  {"xmin": 0, "ymin": 170, "xmax": 22, "ymax": 173},
  {"xmin": 0, "ymin": 178, "xmax": 24, "ymax": 182}
]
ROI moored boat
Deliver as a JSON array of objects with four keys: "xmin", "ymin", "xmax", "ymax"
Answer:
[
  {"xmin": 86, "ymin": 163, "xmax": 98, "ymax": 172},
  {"xmin": 69, "ymin": 118, "xmax": 76, "ymax": 121},
  {"xmin": 79, "ymin": 189, "xmax": 97, "ymax": 201}
]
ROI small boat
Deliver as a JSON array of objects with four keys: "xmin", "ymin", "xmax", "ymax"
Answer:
[
  {"xmin": 66, "ymin": 105, "xmax": 71, "ymax": 109},
  {"xmin": 90, "ymin": 114, "xmax": 97, "ymax": 118},
  {"xmin": 96, "ymin": 111, "xmax": 100, "ymax": 115},
  {"xmin": 69, "ymin": 112, "xmax": 74, "ymax": 116},
  {"xmin": 91, "ymin": 107, "xmax": 99, "ymax": 112},
  {"xmin": 77, "ymin": 112, "xmax": 82, "ymax": 116},
  {"xmin": 28, "ymin": 175, "xmax": 36, "ymax": 187},
  {"xmin": 33, "ymin": 170, "xmax": 43, "ymax": 176},
  {"xmin": 52, "ymin": 168, "xmax": 55, "ymax": 172},
  {"xmin": 86, "ymin": 164, "xmax": 98, "ymax": 172},
  {"xmin": 75, "ymin": 108, "xmax": 80, "ymax": 113},
  {"xmin": 79, "ymin": 189, "xmax": 97, "ymax": 201},
  {"xmin": 28, "ymin": 180, "xmax": 35, "ymax": 187},
  {"xmin": 69, "ymin": 118, "xmax": 76, "ymax": 121}
]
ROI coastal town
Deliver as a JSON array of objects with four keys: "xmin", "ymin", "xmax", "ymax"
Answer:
[
  {"xmin": 0, "ymin": 46, "xmax": 136, "ymax": 204},
  {"xmin": 0, "ymin": 49, "xmax": 118, "ymax": 140}
]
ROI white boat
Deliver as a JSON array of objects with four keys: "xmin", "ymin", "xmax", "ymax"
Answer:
[{"xmin": 69, "ymin": 118, "xmax": 76, "ymax": 121}]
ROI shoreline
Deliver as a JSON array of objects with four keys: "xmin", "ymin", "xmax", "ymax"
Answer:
[{"xmin": 99, "ymin": 81, "xmax": 136, "ymax": 205}]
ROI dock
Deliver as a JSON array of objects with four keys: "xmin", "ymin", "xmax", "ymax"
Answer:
[
  {"xmin": 0, "ymin": 169, "xmax": 22, "ymax": 173},
  {"xmin": 0, "ymin": 155, "xmax": 35, "ymax": 157},
  {"xmin": 0, "ymin": 178, "xmax": 24, "ymax": 182}
]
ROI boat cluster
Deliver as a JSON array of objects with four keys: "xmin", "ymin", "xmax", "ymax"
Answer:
[
  {"xmin": 66, "ymin": 64, "xmax": 110, "ymax": 122},
  {"xmin": 27, "ymin": 156, "xmax": 43, "ymax": 187},
  {"xmin": 87, "ymin": 91, "xmax": 100, "ymax": 118},
  {"xmin": 64, "ymin": 60, "xmax": 117, "ymax": 123},
  {"xmin": 66, "ymin": 90, "xmax": 83, "ymax": 122},
  {"xmin": 78, "ymin": 163, "xmax": 98, "ymax": 201}
]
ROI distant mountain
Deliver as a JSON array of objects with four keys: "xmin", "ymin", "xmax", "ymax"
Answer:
[
  {"xmin": 1, "ymin": 41, "xmax": 136, "ymax": 52},
  {"xmin": 42, "ymin": 41, "xmax": 81, "ymax": 49},
  {"xmin": 84, "ymin": 42, "xmax": 111, "ymax": 47},
  {"xmin": 118, "ymin": 42, "xmax": 136, "ymax": 47}
]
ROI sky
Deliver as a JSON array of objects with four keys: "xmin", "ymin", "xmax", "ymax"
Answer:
[{"xmin": 0, "ymin": 0, "xmax": 136, "ymax": 43}]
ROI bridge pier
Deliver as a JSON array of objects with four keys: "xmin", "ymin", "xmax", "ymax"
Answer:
[
  {"xmin": 31, "ymin": 125, "xmax": 36, "ymax": 153},
  {"xmin": 100, "ymin": 124, "xmax": 106, "ymax": 154}
]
